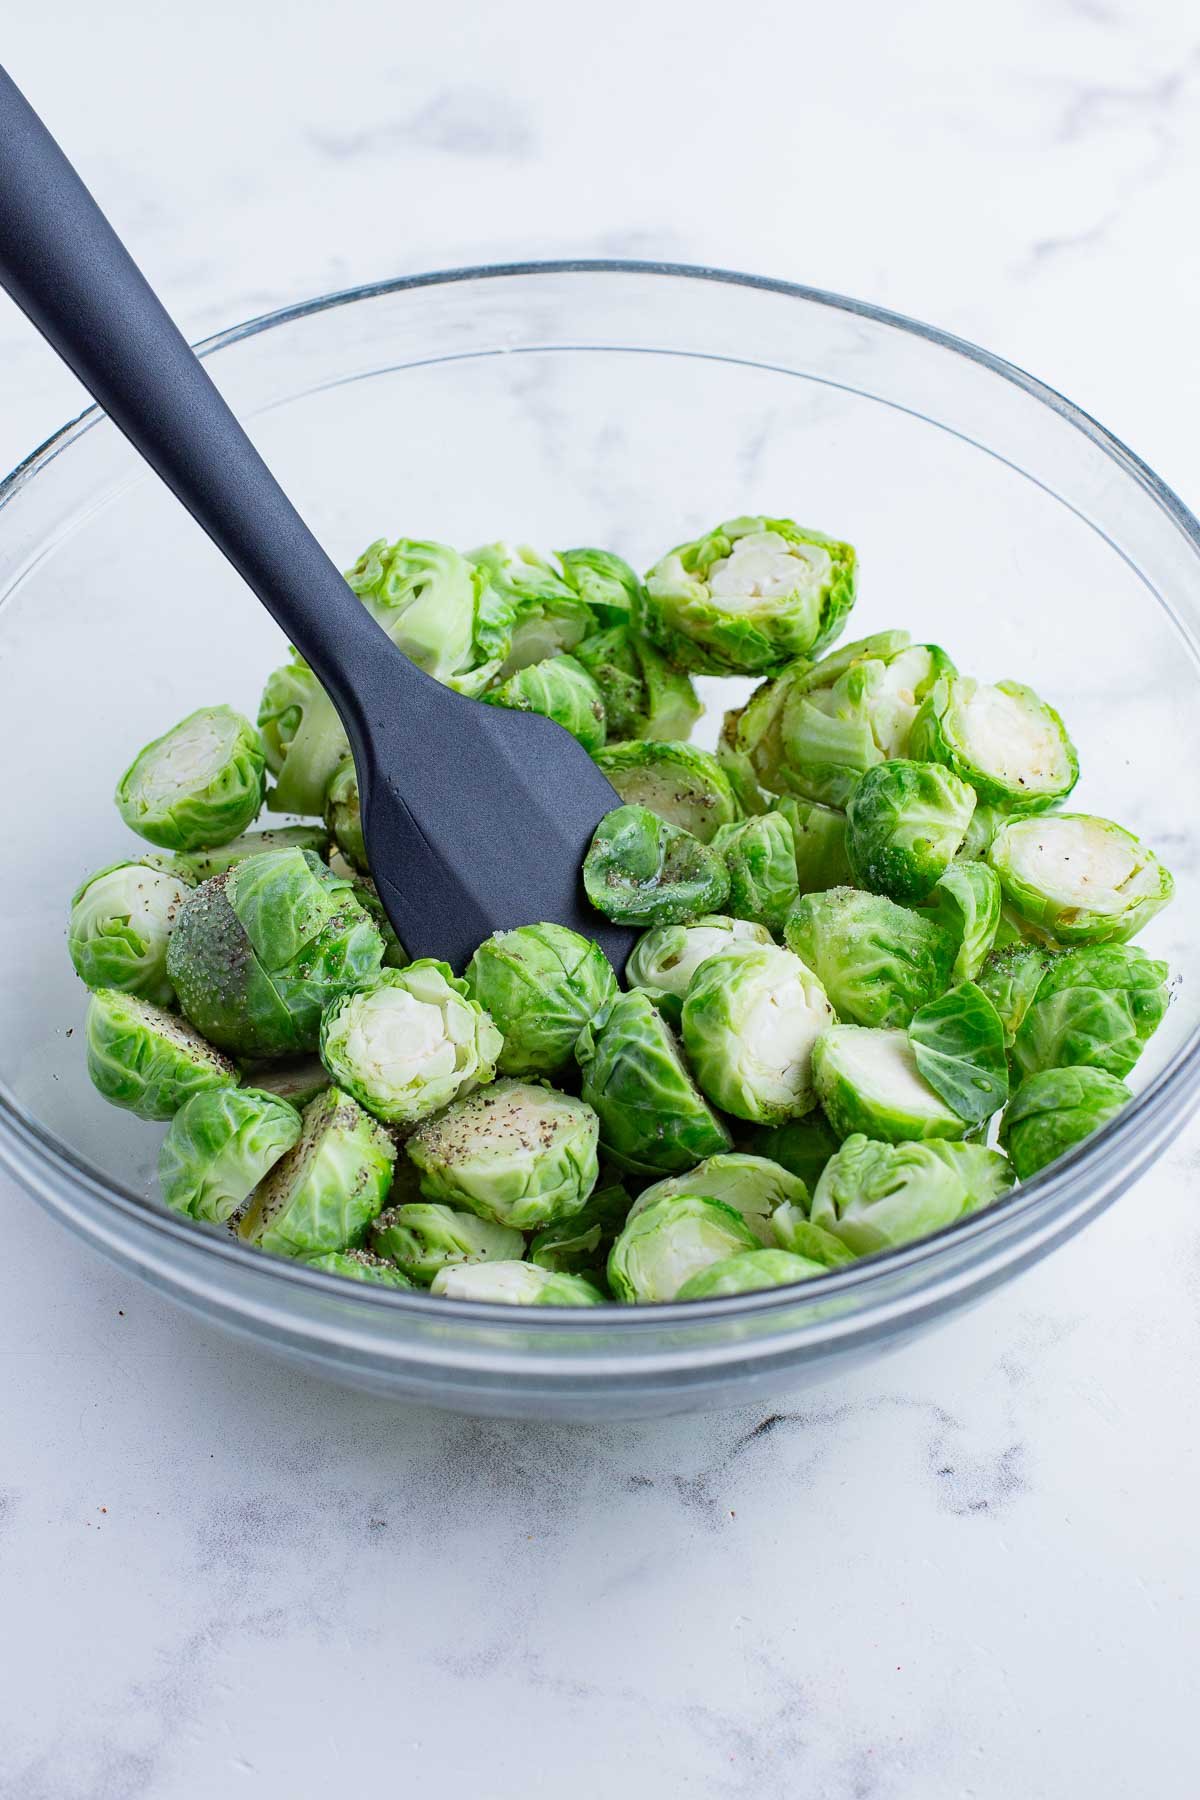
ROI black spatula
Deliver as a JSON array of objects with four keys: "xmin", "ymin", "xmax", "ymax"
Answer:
[{"xmin": 0, "ymin": 66, "xmax": 635, "ymax": 972}]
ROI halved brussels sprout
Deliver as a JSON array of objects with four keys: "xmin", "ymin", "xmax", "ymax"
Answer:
[
  {"xmin": 324, "ymin": 759, "xmax": 366, "ymax": 871},
  {"xmin": 319, "ymin": 962, "xmax": 503, "ymax": 1126},
  {"xmin": 810, "ymin": 1134, "xmax": 976, "ymax": 1255},
  {"xmin": 738, "ymin": 1111, "xmax": 841, "ymax": 1190},
  {"xmin": 300, "ymin": 1249, "xmax": 415, "ymax": 1288},
  {"xmin": 485, "ymin": 654, "xmax": 607, "ymax": 753},
  {"xmin": 812, "ymin": 1025, "xmax": 967, "ymax": 1143},
  {"xmin": 557, "ymin": 546, "xmax": 643, "ymax": 626},
  {"xmin": 627, "ymin": 1153, "xmax": 810, "ymax": 1246},
  {"xmin": 1011, "ymin": 944, "xmax": 1169, "ymax": 1081},
  {"xmin": 159, "ymin": 1087, "xmax": 301, "ymax": 1224},
  {"xmin": 430, "ymin": 1261, "xmax": 604, "ymax": 1305},
  {"xmin": 907, "ymin": 982, "xmax": 1010, "ymax": 1126},
  {"xmin": 846, "ymin": 759, "xmax": 977, "ymax": 902},
  {"xmin": 583, "ymin": 805, "xmax": 730, "ymax": 927},
  {"xmin": 642, "ymin": 515, "xmax": 857, "ymax": 674},
  {"xmin": 574, "ymin": 626, "xmax": 702, "ymax": 742},
  {"xmin": 406, "ymin": 1079, "xmax": 599, "ymax": 1231},
  {"xmin": 249, "ymin": 1057, "xmax": 330, "ymax": 1109},
  {"xmin": 68, "ymin": 861, "xmax": 192, "ymax": 1005},
  {"xmin": 608, "ymin": 1193, "xmax": 760, "ymax": 1302},
  {"xmin": 527, "ymin": 1179, "xmax": 631, "ymax": 1277},
  {"xmin": 784, "ymin": 887, "xmax": 956, "ymax": 1028},
  {"xmin": 85, "ymin": 989, "xmax": 238, "ymax": 1120},
  {"xmin": 910, "ymin": 675, "xmax": 1078, "ymax": 811},
  {"xmin": 238, "ymin": 1087, "xmax": 396, "ymax": 1257},
  {"xmin": 345, "ymin": 536, "xmax": 486, "ymax": 686},
  {"xmin": 593, "ymin": 741, "xmax": 739, "ymax": 843},
  {"xmin": 925, "ymin": 861, "xmax": 1002, "ymax": 983},
  {"xmin": 988, "ymin": 814, "xmax": 1174, "ymax": 944},
  {"xmin": 976, "ymin": 940, "xmax": 1058, "ymax": 1045},
  {"xmin": 1000, "ymin": 1067, "xmax": 1131, "ymax": 1179},
  {"xmin": 167, "ymin": 849, "xmax": 384, "ymax": 1059},
  {"xmin": 370, "ymin": 1201, "xmax": 524, "ymax": 1285},
  {"xmin": 465, "ymin": 922, "xmax": 616, "ymax": 1078},
  {"xmin": 173, "ymin": 824, "xmax": 332, "ymax": 883},
  {"xmin": 682, "ymin": 944, "xmax": 835, "ymax": 1124},
  {"xmin": 769, "ymin": 1201, "xmax": 857, "ymax": 1268},
  {"xmin": 576, "ymin": 989, "xmax": 732, "ymax": 1175},
  {"xmin": 773, "ymin": 797, "xmax": 854, "ymax": 893},
  {"xmin": 258, "ymin": 661, "xmax": 350, "ymax": 817},
  {"xmin": 712, "ymin": 812, "xmax": 799, "ymax": 931},
  {"xmin": 676, "ymin": 1247, "xmax": 828, "ymax": 1299},
  {"xmin": 625, "ymin": 915, "xmax": 772, "ymax": 1000},
  {"xmin": 115, "ymin": 705, "xmax": 266, "ymax": 852},
  {"xmin": 469, "ymin": 542, "xmax": 595, "ymax": 675}
]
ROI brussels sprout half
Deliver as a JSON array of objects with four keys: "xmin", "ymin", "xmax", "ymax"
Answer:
[
  {"xmin": 485, "ymin": 654, "xmax": 607, "ymax": 753},
  {"xmin": 976, "ymin": 940, "xmax": 1058, "ymax": 1046},
  {"xmin": 172, "ymin": 824, "xmax": 332, "ymax": 884},
  {"xmin": 712, "ymin": 812, "xmax": 799, "ymax": 931},
  {"xmin": 159, "ymin": 1087, "xmax": 302, "ymax": 1224},
  {"xmin": 583, "ymin": 805, "xmax": 730, "ymax": 927},
  {"xmin": 406, "ymin": 1079, "xmax": 599, "ymax": 1231},
  {"xmin": 773, "ymin": 797, "xmax": 854, "ymax": 893},
  {"xmin": 469, "ymin": 542, "xmax": 595, "ymax": 677},
  {"xmin": 557, "ymin": 546, "xmax": 643, "ymax": 626},
  {"xmin": 627, "ymin": 1152, "xmax": 810, "ymax": 1247},
  {"xmin": 682, "ymin": 944, "xmax": 835, "ymax": 1124},
  {"xmin": 346, "ymin": 536, "xmax": 490, "ymax": 688},
  {"xmin": 258, "ymin": 661, "xmax": 351, "ymax": 818},
  {"xmin": 576, "ymin": 989, "xmax": 732, "ymax": 1175},
  {"xmin": 812, "ymin": 1025, "xmax": 967, "ymax": 1144},
  {"xmin": 924, "ymin": 861, "xmax": 1003, "ymax": 984},
  {"xmin": 810, "ymin": 1134, "xmax": 977, "ymax": 1256},
  {"xmin": 1011, "ymin": 944, "xmax": 1169, "ymax": 1081},
  {"xmin": 301, "ymin": 1249, "xmax": 415, "ymax": 1289},
  {"xmin": 115, "ymin": 705, "xmax": 266, "ymax": 852},
  {"xmin": 784, "ymin": 887, "xmax": 956, "ymax": 1029},
  {"xmin": 430, "ymin": 1262, "xmax": 604, "ymax": 1305},
  {"xmin": 907, "ymin": 983, "xmax": 1010, "ymax": 1126},
  {"xmin": 625, "ymin": 915, "xmax": 772, "ymax": 1000},
  {"xmin": 676, "ymin": 1248, "xmax": 828, "ymax": 1299},
  {"xmin": 988, "ymin": 814, "xmax": 1174, "ymax": 944},
  {"xmin": 68, "ymin": 861, "xmax": 192, "ymax": 1006},
  {"xmin": 911, "ymin": 675, "xmax": 1078, "ymax": 811},
  {"xmin": 324, "ymin": 759, "xmax": 366, "ymax": 871},
  {"xmin": 1000, "ymin": 1067, "xmax": 1131, "ymax": 1179},
  {"xmin": 608, "ymin": 1194, "xmax": 760, "ymax": 1302},
  {"xmin": 465, "ymin": 922, "xmax": 616, "ymax": 1078},
  {"xmin": 238, "ymin": 1087, "xmax": 396, "ymax": 1258},
  {"xmin": 574, "ymin": 626, "xmax": 702, "ymax": 743},
  {"xmin": 846, "ymin": 759, "xmax": 976, "ymax": 903},
  {"xmin": 85, "ymin": 989, "xmax": 238, "ymax": 1120},
  {"xmin": 370, "ymin": 1201, "xmax": 524, "ymax": 1285},
  {"xmin": 593, "ymin": 740, "xmax": 739, "ymax": 843}
]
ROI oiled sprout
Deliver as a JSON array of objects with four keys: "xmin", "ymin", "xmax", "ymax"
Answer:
[
  {"xmin": 485, "ymin": 653, "xmax": 607, "ymax": 753},
  {"xmin": 976, "ymin": 940, "xmax": 1058, "ymax": 1046},
  {"xmin": 173, "ymin": 824, "xmax": 331, "ymax": 883},
  {"xmin": 810, "ymin": 1134, "xmax": 978, "ymax": 1256},
  {"xmin": 465, "ymin": 922, "xmax": 616, "ymax": 1078},
  {"xmin": 625, "ymin": 915, "xmax": 772, "ymax": 1001},
  {"xmin": 557, "ymin": 546, "xmax": 643, "ymax": 627},
  {"xmin": 430, "ymin": 1261, "xmax": 604, "ymax": 1305},
  {"xmin": 988, "ymin": 813, "xmax": 1174, "ymax": 944},
  {"xmin": 676, "ymin": 1248, "xmax": 828, "ymax": 1300},
  {"xmin": 1011, "ymin": 943, "xmax": 1169, "ymax": 1081},
  {"xmin": 1000, "ymin": 1067, "xmax": 1131, "ymax": 1180},
  {"xmin": 528, "ymin": 1179, "xmax": 631, "ymax": 1277},
  {"xmin": 85, "ymin": 989, "xmax": 237, "ymax": 1120},
  {"xmin": 239, "ymin": 1088, "xmax": 396, "ymax": 1258},
  {"xmin": 258, "ymin": 660, "xmax": 350, "ymax": 817},
  {"xmin": 407, "ymin": 1079, "xmax": 600, "ymax": 1231},
  {"xmin": 846, "ymin": 759, "xmax": 976, "ymax": 903},
  {"xmin": 68, "ymin": 861, "xmax": 192, "ymax": 1006},
  {"xmin": 574, "ymin": 626, "xmax": 702, "ymax": 743},
  {"xmin": 593, "ymin": 740, "xmax": 739, "ymax": 843},
  {"xmin": 773, "ymin": 797, "xmax": 853, "ymax": 893},
  {"xmin": 370, "ymin": 1201, "xmax": 524, "ymax": 1285},
  {"xmin": 576, "ymin": 989, "xmax": 731, "ymax": 1175},
  {"xmin": 346, "ymin": 536, "xmax": 493, "ymax": 690},
  {"xmin": 301, "ymin": 1249, "xmax": 415, "ymax": 1289},
  {"xmin": 608, "ymin": 1194, "xmax": 760, "ymax": 1302},
  {"xmin": 713, "ymin": 812, "xmax": 799, "ymax": 931},
  {"xmin": 627, "ymin": 1152, "xmax": 809, "ymax": 1246},
  {"xmin": 324, "ymin": 759, "xmax": 366, "ymax": 871},
  {"xmin": 925, "ymin": 861, "xmax": 1002, "ymax": 983},
  {"xmin": 911, "ymin": 675, "xmax": 1078, "ymax": 811},
  {"xmin": 906, "ymin": 983, "xmax": 1010, "ymax": 1126},
  {"xmin": 115, "ymin": 705, "xmax": 266, "ymax": 852},
  {"xmin": 682, "ymin": 944, "xmax": 835, "ymax": 1124},
  {"xmin": 812, "ymin": 1025, "xmax": 967, "ymax": 1144},
  {"xmin": 158, "ymin": 1087, "xmax": 301, "ymax": 1224},
  {"xmin": 643, "ymin": 515, "xmax": 857, "ymax": 675},
  {"xmin": 583, "ymin": 805, "xmax": 730, "ymax": 927},
  {"xmin": 469, "ymin": 542, "xmax": 595, "ymax": 676},
  {"xmin": 784, "ymin": 887, "xmax": 956, "ymax": 1029}
]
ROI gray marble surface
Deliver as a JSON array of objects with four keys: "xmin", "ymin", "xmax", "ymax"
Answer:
[{"xmin": 3, "ymin": 4, "xmax": 1200, "ymax": 1794}]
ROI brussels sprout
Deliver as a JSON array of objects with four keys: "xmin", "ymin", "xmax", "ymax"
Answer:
[
  {"xmin": 773, "ymin": 797, "xmax": 854, "ymax": 892},
  {"xmin": 642, "ymin": 515, "xmax": 857, "ymax": 674},
  {"xmin": 712, "ymin": 812, "xmax": 799, "ymax": 930},
  {"xmin": 430, "ymin": 1261, "xmax": 604, "ymax": 1305},
  {"xmin": 465, "ymin": 922, "xmax": 617, "ymax": 1078},
  {"xmin": 769, "ymin": 1201, "xmax": 857, "ymax": 1268},
  {"xmin": 738, "ymin": 1112, "xmax": 841, "ymax": 1190},
  {"xmin": 682, "ymin": 944, "xmax": 835, "ymax": 1124},
  {"xmin": 85, "ymin": 989, "xmax": 238, "ymax": 1120},
  {"xmin": 528, "ymin": 1179, "xmax": 631, "ymax": 1276},
  {"xmin": 115, "ymin": 705, "xmax": 266, "ymax": 851},
  {"xmin": 958, "ymin": 802, "xmax": 1004, "ymax": 864},
  {"xmin": 345, "ymin": 536, "xmax": 489, "ymax": 687},
  {"xmin": 158, "ymin": 1087, "xmax": 301, "ymax": 1224},
  {"xmin": 324, "ymin": 759, "xmax": 366, "ymax": 871},
  {"xmin": 936, "ymin": 1141, "xmax": 1016, "ymax": 1211},
  {"xmin": 625, "ymin": 915, "xmax": 772, "ymax": 1000},
  {"xmin": 167, "ymin": 850, "xmax": 384, "ymax": 1059},
  {"xmin": 1000, "ymin": 1067, "xmax": 1131, "ymax": 1180},
  {"xmin": 574, "ymin": 626, "xmax": 702, "ymax": 743},
  {"xmin": 784, "ymin": 887, "xmax": 956, "ymax": 1028},
  {"xmin": 988, "ymin": 814, "xmax": 1174, "ymax": 944},
  {"xmin": 173, "ymin": 824, "xmax": 332, "ymax": 883},
  {"xmin": 676, "ymin": 1248, "xmax": 828, "ymax": 1299},
  {"xmin": 342, "ymin": 871, "xmax": 409, "ymax": 970},
  {"xmin": 628, "ymin": 1153, "xmax": 809, "ymax": 1247},
  {"xmin": 406, "ymin": 1079, "xmax": 599, "ymax": 1231},
  {"xmin": 238, "ymin": 1087, "xmax": 396, "ymax": 1257},
  {"xmin": 258, "ymin": 661, "xmax": 351, "ymax": 817},
  {"xmin": 976, "ymin": 941, "xmax": 1058, "ymax": 1045},
  {"xmin": 910, "ymin": 676, "xmax": 1078, "ymax": 811},
  {"xmin": 469, "ymin": 542, "xmax": 595, "ymax": 675},
  {"xmin": 812, "ymin": 1025, "xmax": 967, "ymax": 1143},
  {"xmin": 249, "ymin": 1057, "xmax": 330, "ymax": 1109},
  {"xmin": 583, "ymin": 805, "xmax": 730, "ymax": 927},
  {"xmin": 485, "ymin": 654, "xmax": 607, "ymax": 753},
  {"xmin": 907, "ymin": 983, "xmax": 1010, "ymax": 1125},
  {"xmin": 846, "ymin": 760, "xmax": 977, "ymax": 903},
  {"xmin": 810, "ymin": 1134, "xmax": 975, "ymax": 1255},
  {"xmin": 300, "ymin": 1249, "xmax": 414, "ymax": 1289},
  {"xmin": 925, "ymin": 861, "xmax": 1002, "ymax": 983},
  {"xmin": 320, "ymin": 962, "xmax": 503, "ymax": 1127},
  {"xmin": 1011, "ymin": 944, "xmax": 1169, "ymax": 1081},
  {"xmin": 370, "ymin": 1201, "xmax": 524, "ymax": 1284},
  {"xmin": 593, "ymin": 741, "xmax": 739, "ymax": 843},
  {"xmin": 68, "ymin": 861, "xmax": 192, "ymax": 1005},
  {"xmin": 557, "ymin": 546, "xmax": 642, "ymax": 626},
  {"xmin": 576, "ymin": 989, "xmax": 731, "ymax": 1174},
  {"xmin": 608, "ymin": 1194, "xmax": 760, "ymax": 1302}
]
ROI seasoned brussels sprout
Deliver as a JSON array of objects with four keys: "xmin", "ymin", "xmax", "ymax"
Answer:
[
  {"xmin": 557, "ymin": 546, "xmax": 642, "ymax": 626},
  {"xmin": 625, "ymin": 915, "xmax": 771, "ymax": 1000},
  {"xmin": 682, "ymin": 944, "xmax": 835, "ymax": 1124},
  {"xmin": 925, "ymin": 861, "xmax": 1002, "ymax": 983},
  {"xmin": 583, "ymin": 805, "xmax": 730, "ymax": 927},
  {"xmin": 173, "ymin": 824, "xmax": 331, "ymax": 883},
  {"xmin": 784, "ymin": 887, "xmax": 956, "ymax": 1028},
  {"xmin": 407, "ymin": 1079, "xmax": 599, "ymax": 1230},
  {"xmin": 593, "ymin": 740, "xmax": 739, "ymax": 843},
  {"xmin": 370, "ymin": 1201, "xmax": 524, "ymax": 1284},
  {"xmin": 527, "ymin": 1179, "xmax": 631, "ymax": 1276},
  {"xmin": 238, "ymin": 1087, "xmax": 396, "ymax": 1257},
  {"xmin": 643, "ymin": 515, "xmax": 857, "ymax": 674},
  {"xmin": 346, "ymin": 536, "xmax": 489, "ymax": 687},
  {"xmin": 342, "ymin": 871, "xmax": 409, "ymax": 969},
  {"xmin": 976, "ymin": 940, "xmax": 1058, "ymax": 1045},
  {"xmin": 469, "ymin": 542, "xmax": 595, "ymax": 675},
  {"xmin": 907, "ymin": 983, "xmax": 1010, "ymax": 1125},
  {"xmin": 576, "ymin": 989, "xmax": 732, "ymax": 1174},
  {"xmin": 846, "ymin": 760, "xmax": 976, "ymax": 902},
  {"xmin": 810, "ymin": 1134, "xmax": 976, "ymax": 1255},
  {"xmin": 627, "ymin": 1152, "xmax": 809, "ymax": 1246},
  {"xmin": 465, "ymin": 922, "xmax": 616, "ymax": 1078},
  {"xmin": 910, "ymin": 675, "xmax": 1077, "ymax": 811},
  {"xmin": 812, "ymin": 1025, "xmax": 967, "ymax": 1143},
  {"xmin": 1011, "ymin": 944, "xmax": 1169, "ymax": 1081},
  {"xmin": 485, "ymin": 654, "xmax": 607, "ymax": 753},
  {"xmin": 608, "ymin": 1193, "xmax": 760, "ymax": 1302},
  {"xmin": 1000, "ymin": 1067, "xmax": 1131, "ymax": 1179},
  {"xmin": 324, "ymin": 758, "xmax": 366, "ymax": 871},
  {"xmin": 319, "ymin": 962, "xmax": 502, "ymax": 1127},
  {"xmin": 769, "ymin": 1201, "xmax": 857, "ymax": 1267},
  {"xmin": 739, "ymin": 1111, "xmax": 841, "ymax": 1190},
  {"xmin": 988, "ymin": 814, "xmax": 1174, "ymax": 944},
  {"xmin": 773, "ymin": 797, "xmax": 854, "ymax": 893},
  {"xmin": 300, "ymin": 1249, "xmax": 414, "ymax": 1288},
  {"xmin": 115, "ymin": 705, "xmax": 266, "ymax": 851},
  {"xmin": 158, "ymin": 1087, "xmax": 301, "ymax": 1223},
  {"xmin": 248, "ymin": 1057, "xmax": 330, "ymax": 1109},
  {"xmin": 712, "ymin": 812, "xmax": 799, "ymax": 931},
  {"xmin": 430, "ymin": 1261, "xmax": 604, "ymax": 1305},
  {"xmin": 85, "ymin": 989, "xmax": 238, "ymax": 1120},
  {"xmin": 574, "ymin": 626, "xmax": 702, "ymax": 742},
  {"xmin": 68, "ymin": 861, "xmax": 192, "ymax": 1005},
  {"xmin": 676, "ymin": 1248, "xmax": 828, "ymax": 1299},
  {"xmin": 258, "ymin": 661, "xmax": 350, "ymax": 817},
  {"xmin": 167, "ymin": 850, "xmax": 384, "ymax": 1059}
]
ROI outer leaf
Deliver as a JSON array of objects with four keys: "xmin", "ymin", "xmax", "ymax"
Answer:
[{"xmin": 908, "ymin": 982, "xmax": 1010, "ymax": 1126}]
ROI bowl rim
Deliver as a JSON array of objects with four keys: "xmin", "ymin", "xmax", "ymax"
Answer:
[{"xmin": 2, "ymin": 255, "xmax": 1198, "ymax": 1329}]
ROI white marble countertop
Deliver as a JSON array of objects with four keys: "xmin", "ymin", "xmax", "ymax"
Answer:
[{"xmin": 3, "ymin": 4, "xmax": 1199, "ymax": 1794}]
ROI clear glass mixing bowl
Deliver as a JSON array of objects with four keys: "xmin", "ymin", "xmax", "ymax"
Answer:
[{"xmin": 1, "ymin": 262, "xmax": 1196, "ymax": 1420}]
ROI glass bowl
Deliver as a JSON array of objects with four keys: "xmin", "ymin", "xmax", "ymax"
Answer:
[{"xmin": 1, "ymin": 262, "xmax": 1197, "ymax": 1421}]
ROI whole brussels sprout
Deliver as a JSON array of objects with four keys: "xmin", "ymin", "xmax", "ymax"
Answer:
[
  {"xmin": 167, "ymin": 849, "xmax": 384, "ymax": 1059},
  {"xmin": 812, "ymin": 1025, "xmax": 967, "ymax": 1143},
  {"xmin": 712, "ymin": 812, "xmax": 799, "ymax": 931},
  {"xmin": 769, "ymin": 1202, "xmax": 857, "ymax": 1268},
  {"xmin": 773, "ymin": 796, "xmax": 854, "ymax": 893},
  {"xmin": 324, "ymin": 759, "xmax": 366, "ymax": 871},
  {"xmin": 784, "ymin": 887, "xmax": 956, "ymax": 1028},
  {"xmin": 1011, "ymin": 944, "xmax": 1169, "ymax": 1081},
  {"xmin": 258, "ymin": 660, "xmax": 350, "ymax": 817},
  {"xmin": 406, "ymin": 1079, "xmax": 600, "ymax": 1231},
  {"xmin": 319, "ymin": 962, "xmax": 503, "ymax": 1127},
  {"xmin": 68, "ymin": 860, "xmax": 192, "ymax": 1006},
  {"xmin": 682, "ymin": 944, "xmax": 835, "ymax": 1124},
  {"xmin": 1000, "ymin": 1067, "xmax": 1131, "ymax": 1179},
  {"xmin": 924, "ymin": 861, "xmax": 1002, "ymax": 983},
  {"xmin": 988, "ymin": 814, "xmax": 1174, "ymax": 944},
  {"xmin": 527, "ymin": 1178, "xmax": 631, "ymax": 1277},
  {"xmin": 576, "ymin": 989, "xmax": 731, "ymax": 1175},
  {"xmin": 301, "ymin": 1249, "xmax": 414, "ymax": 1289},
  {"xmin": 625, "ymin": 915, "xmax": 772, "ymax": 1000},
  {"xmin": 173, "ymin": 824, "xmax": 331, "ymax": 883},
  {"xmin": 370, "ymin": 1201, "xmax": 524, "ymax": 1285},
  {"xmin": 469, "ymin": 542, "xmax": 595, "ymax": 676},
  {"xmin": 465, "ymin": 922, "xmax": 616, "ymax": 1078},
  {"xmin": 642, "ymin": 515, "xmax": 857, "ymax": 674},
  {"xmin": 845, "ymin": 759, "xmax": 977, "ymax": 902},
  {"xmin": 238, "ymin": 1087, "xmax": 396, "ymax": 1257},
  {"xmin": 115, "ymin": 705, "xmax": 266, "ymax": 851},
  {"xmin": 810, "ymin": 1134, "xmax": 975, "ymax": 1255},
  {"xmin": 346, "ymin": 536, "xmax": 490, "ymax": 688},
  {"xmin": 583, "ymin": 805, "xmax": 730, "ymax": 927},
  {"xmin": 907, "ymin": 983, "xmax": 1010, "ymax": 1126},
  {"xmin": 85, "ymin": 989, "xmax": 238, "ymax": 1120},
  {"xmin": 574, "ymin": 625, "xmax": 702, "ymax": 742},
  {"xmin": 627, "ymin": 1152, "xmax": 810, "ymax": 1247},
  {"xmin": 485, "ymin": 654, "xmax": 607, "ymax": 753},
  {"xmin": 976, "ymin": 940, "xmax": 1058, "ymax": 1045},
  {"xmin": 430, "ymin": 1261, "xmax": 604, "ymax": 1305},
  {"xmin": 608, "ymin": 1193, "xmax": 760, "ymax": 1302},
  {"xmin": 738, "ymin": 1111, "xmax": 841, "ymax": 1190},
  {"xmin": 676, "ymin": 1248, "xmax": 828, "ymax": 1299},
  {"xmin": 158, "ymin": 1087, "xmax": 302, "ymax": 1224},
  {"xmin": 557, "ymin": 546, "xmax": 643, "ymax": 626},
  {"xmin": 593, "ymin": 741, "xmax": 739, "ymax": 843},
  {"xmin": 910, "ymin": 675, "xmax": 1078, "ymax": 811}
]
